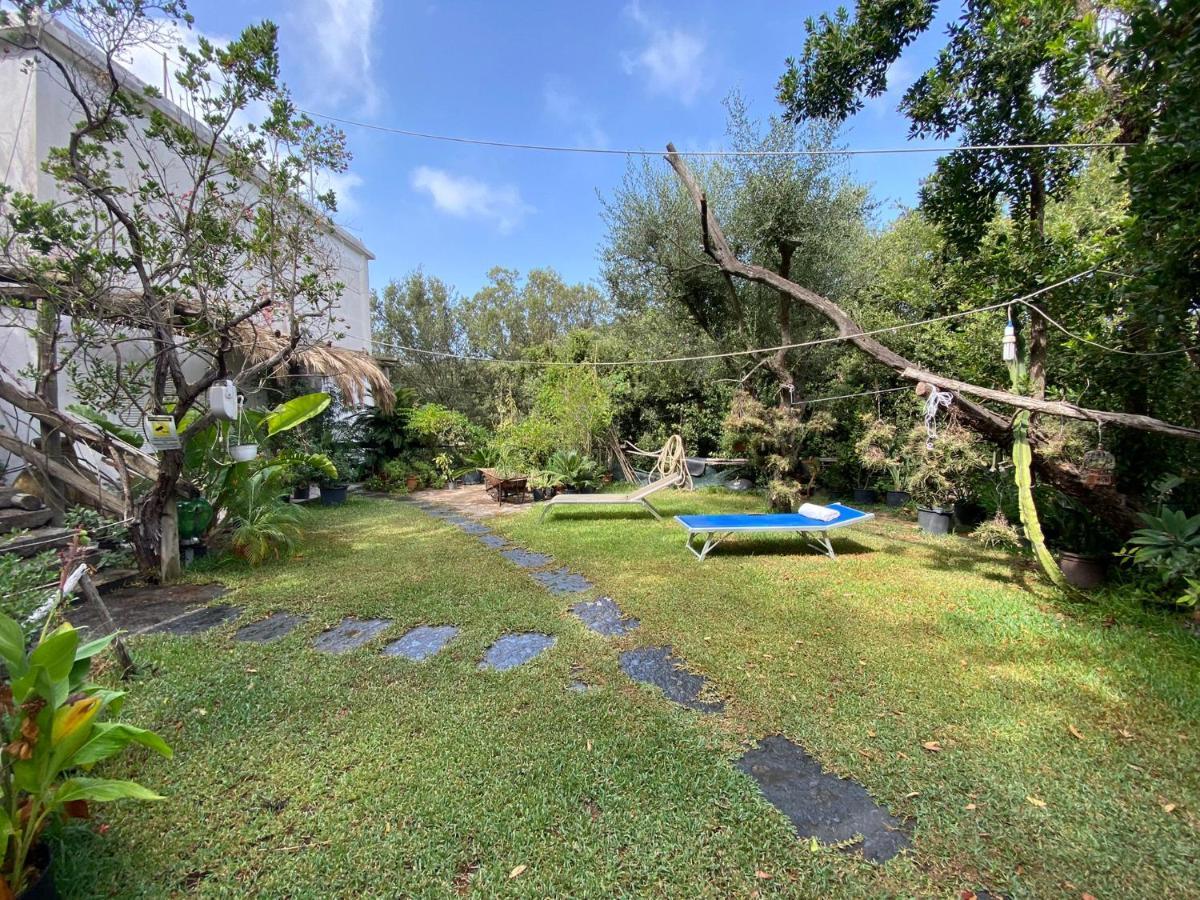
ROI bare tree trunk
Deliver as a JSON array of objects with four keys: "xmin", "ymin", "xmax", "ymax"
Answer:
[
  {"xmin": 131, "ymin": 448, "xmax": 185, "ymax": 580},
  {"xmin": 34, "ymin": 299, "xmax": 66, "ymax": 524}
]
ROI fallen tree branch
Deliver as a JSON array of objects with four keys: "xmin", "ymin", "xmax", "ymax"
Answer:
[
  {"xmin": 0, "ymin": 432, "xmax": 126, "ymax": 516},
  {"xmin": 663, "ymin": 143, "xmax": 1184, "ymax": 533}
]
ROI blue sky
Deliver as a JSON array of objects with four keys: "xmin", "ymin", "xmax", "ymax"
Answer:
[{"xmin": 179, "ymin": 1, "xmax": 961, "ymax": 297}]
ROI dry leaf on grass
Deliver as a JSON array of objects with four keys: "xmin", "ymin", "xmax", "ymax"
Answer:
[
  {"xmin": 922, "ymin": 741, "xmax": 943, "ymax": 752},
  {"xmin": 1026, "ymin": 795, "xmax": 1047, "ymax": 808},
  {"xmin": 508, "ymin": 865, "xmax": 527, "ymax": 880},
  {"xmin": 755, "ymin": 870, "xmax": 771, "ymax": 879},
  {"xmin": 1067, "ymin": 724, "xmax": 1084, "ymax": 740}
]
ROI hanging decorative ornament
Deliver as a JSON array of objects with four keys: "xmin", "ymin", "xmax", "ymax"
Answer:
[
  {"xmin": 207, "ymin": 378, "xmax": 239, "ymax": 421},
  {"xmin": 1082, "ymin": 423, "xmax": 1115, "ymax": 487},
  {"xmin": 1002, "ymin": 318, "xmax": 1018, "ymax": 363},
  {"xmin": 918, "ymin": 382, "xmax": 954, "ymax": 448}
]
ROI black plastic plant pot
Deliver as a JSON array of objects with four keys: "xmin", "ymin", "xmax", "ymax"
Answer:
[
  {"xmin": 17, "ymin": 844, "xmax": 56, "ymax": 900},
  {"xmin": 292, "ymin": 483, "xmax": 311, "ymax": 501},
  {"xmin": 852, "ymin": 487, "xmax": 878, "ymax": 505},
  {"xmin": 319, "ymin": 484, "xmax": 349, "ymax": 506},
  {"xmin": 885, "ymin": 490, "xmax": 911, "ymax": 507},
  {"xmin": 1058, "ymin": 552, "xmax": 1107, "ymax": 590},
  {"xmin": 916, "ymin": 506, "xmax": 954, "ymax": 535}
]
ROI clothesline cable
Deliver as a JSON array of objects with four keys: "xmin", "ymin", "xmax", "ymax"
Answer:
[
  {"xmin": 373, "ymin": 269, "xmax": 1091, "ymax": 366},
  {"xmin": 374, "ymin": 268, "xmax": 1198, "ymax": 366},
  {"xmin": 804, "ymin": 386, "xmax": 912, "ymax": 405},
  {"xmin": 302, "ymin": 109, "xmax": 1135, "ymax": 157}
]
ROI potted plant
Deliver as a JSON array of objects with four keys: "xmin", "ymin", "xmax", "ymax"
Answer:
[
  {"xmin": 1039, "ymin": 488, "xmax": 1114, "ymax": 589},
  {"xmin": 545, "ymin": 450, "xmax": 600, "ymax": 494},
  {"xmin": 433, "ymin": 453, "xmax": 456, "ymax": 490},
  {"xmin": 855, "ymin": 415, "xmax": 911, "ymax": 507},
  {"xmin": 456, "ymin": 446, "xmax": 499, "ymax": 487},
  {"xmin": 904, "ymin": 422, "xmax": 986, "ymax": 535},
  {"xmin": 1, "ymin": 613, "xmax": 173, "ymax": 897},
  {"xmin": 529, "ymin": 471, "xmax": 557, "ymax": 502},
  {"xmin": 318, "ymin": 449, "xmax": 356, "ymax": 506}
]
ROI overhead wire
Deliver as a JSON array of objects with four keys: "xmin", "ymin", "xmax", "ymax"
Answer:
[
  {"xmin": 301, "ymin": 109, "xmax": 1135, "ymax": 157},
  {"xmin": 371, "ymin": 269, "xmax": 1096, "ymax": 367}
]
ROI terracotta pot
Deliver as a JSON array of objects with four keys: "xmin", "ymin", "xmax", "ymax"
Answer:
[{"xmin": 405, "ymin": 475, "xmax": 420, "ymax": 491}]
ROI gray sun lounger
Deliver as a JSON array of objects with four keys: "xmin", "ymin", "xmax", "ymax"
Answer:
[{"xmin": 540, "ymin": 473, "xmax": 683, "ymax": 522}]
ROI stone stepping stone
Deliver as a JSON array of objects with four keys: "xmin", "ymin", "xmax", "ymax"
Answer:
[
  {"xmin": 500, "ymin": 548, "xmax": 553, "ymax": 569},
  {"xmin": 571, "ymin": 596, "xmax": 639, "ymax": 636},
  {"xmin": 479, "ymin": 633, "xmax": 556, "ymax": 671},
  {"xmin": 382, "ymin": 624, "xmax": 460, "ymax": 661},
  {"xmin": 478, "ymin": 534, "xmax": 510, "ymax": 549},
  {"xmin": 456, "ymin": 521, "xmax": 492, "ymax": 535},
  {"xmin": 619, "ymin": 646, "xmax": 724, "ymax": 713},
  {"xmin": 531, "ymin": 567, "xmax": 593, "ymax": 595},
  {"xmin": 234, "ymin": 612, "xmax": 305, "ymax": 644},
  {"xmin": 446, "ymin": 515, "xmax": 471, "ymax": 526},
  {"xmin": 735, "ymin": 735, "xmax": 910, "ymax": 862},
  {"xmin": 311, "ymin": 617, "xmax": 392, "ymax": 654},
  {"xmin": 145, "ymin": 605, "xmax": 241, "ymax": 636}
]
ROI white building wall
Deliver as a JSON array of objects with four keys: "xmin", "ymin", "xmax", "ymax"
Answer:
[{"xmin": 0, "ymin": 25, "xmax": 375, "ymax": 480}]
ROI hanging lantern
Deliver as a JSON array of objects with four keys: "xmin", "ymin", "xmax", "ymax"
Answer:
[
  {"xmin": 1082, "ymin": 423, "xmax": 1115, "ymax": 487},
  {"xmin": 1082, "ymin": 447, "xmax": 1115, "ymax": 487},
  {"xmin": 1002, "ymin": 319, "xmax": 1018, "ymax": 363}
]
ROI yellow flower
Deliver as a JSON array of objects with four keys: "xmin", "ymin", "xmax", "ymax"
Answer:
[{"xmin": 51, "ymin": 696, "xmax": 100, "ymax": 747}]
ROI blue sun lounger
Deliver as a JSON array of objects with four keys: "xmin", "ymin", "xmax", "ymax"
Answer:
[{"xmin": 674, "ymin": 503, "xmax": 874, "ymax": 561}]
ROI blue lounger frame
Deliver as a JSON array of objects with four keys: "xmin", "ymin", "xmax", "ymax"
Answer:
[{"xmin": 674, "ymin": 504, "xmax": 874, "ymax": 561}]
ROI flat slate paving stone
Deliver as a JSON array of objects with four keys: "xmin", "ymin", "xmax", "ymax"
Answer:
[
  {"xmin": 500, "ymin": 548, "xmax": 554, "ymax": 569},
  {"xmin": 478, "ymin": 534, "xmax": 510, "ymax": 549},
  {"xmin": 234, "ymin": 612, "xmax": 305, "ymax": 644},
  {"xmin": 68, "ymin": 582, "xmax": 228, "ymax": 635},
  {"xmin": 457, "ymin": 521, "xmax": 492, "ymax": 535},
  {"xmin": 571, "ymin": 596, "xmax": 639, "ymax": 636},
  {"xmin": 145, "ymin": 604, "xmax": 241, "ymax": 636},
  {"xmin": 382, "ymin": 624, "xmax": 460, "ymax": 661},
  {"xmin": 311, "ymin": 617, "xmax": 392, "ymax": 654},
  {"xmin": 531, "ymin": 567, "xmax": 594, "ymax": 595},
  {"xmin": 619, "ymin": 646, "xmax": 724, "ymax": 713},
  {"xmin": 479, "ymin": 632, "xmax": 556, "ymax": 671},
  {"xmin": 735, "ymin": 735, "xmax": 910, "ymax": 862}
]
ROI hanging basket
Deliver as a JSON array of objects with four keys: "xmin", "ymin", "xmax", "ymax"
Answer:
[{"xmin": 1082, "ymin": 447, "xmax": 1115, "ymax": 487}]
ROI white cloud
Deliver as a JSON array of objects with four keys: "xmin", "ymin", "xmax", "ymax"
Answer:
[
  {"xmin": 410, "ymin": 167, "xmax": 532, "ymax": 234},
  {"xmin": 291, "ymin": 0, "xmax": 381, "ymax": 115},
  {"xmin": 311, "ymin": 169, "xmax": 364, "ymax": 218},
  {"xmin": 543, "ymin": 77, "xmax": 608, "ymax": 147},
  {"xmin": 864, "ymin": 57, "xmax": 916, "ymax": 118},
  {"xmin": 621, "ymin": 1, "xmax": 708, "ymax": 105}
]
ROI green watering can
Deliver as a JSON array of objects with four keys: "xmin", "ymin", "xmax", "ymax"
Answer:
[{"xmin": 177, "ymin": 498, "xmax": 214, "ymax": 541}]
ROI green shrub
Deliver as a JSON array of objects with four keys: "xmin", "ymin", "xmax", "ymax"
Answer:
[{"xmin": 1121, "ymin": 506, "xmax": 1200, "ymax": 608}]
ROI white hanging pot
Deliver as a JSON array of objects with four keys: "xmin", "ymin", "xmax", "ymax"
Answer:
[{"xmin": 230, "ymin": 443, "xmax": 258, "ymax": 462}]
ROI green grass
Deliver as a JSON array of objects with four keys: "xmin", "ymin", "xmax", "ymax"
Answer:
[{"xmin": 53, "ymin": 495, "xmax": 1199, "ymax": 898}]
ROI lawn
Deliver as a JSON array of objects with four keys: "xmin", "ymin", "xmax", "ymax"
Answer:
[{"xmin": 55, "ymin": 494, "xmax": 1199, "ymax": 898}]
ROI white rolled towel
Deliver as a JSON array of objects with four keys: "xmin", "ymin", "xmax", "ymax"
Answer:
[{"xmin": 798, "ymin": 502, "xmax": 839, "ymax": 522}]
